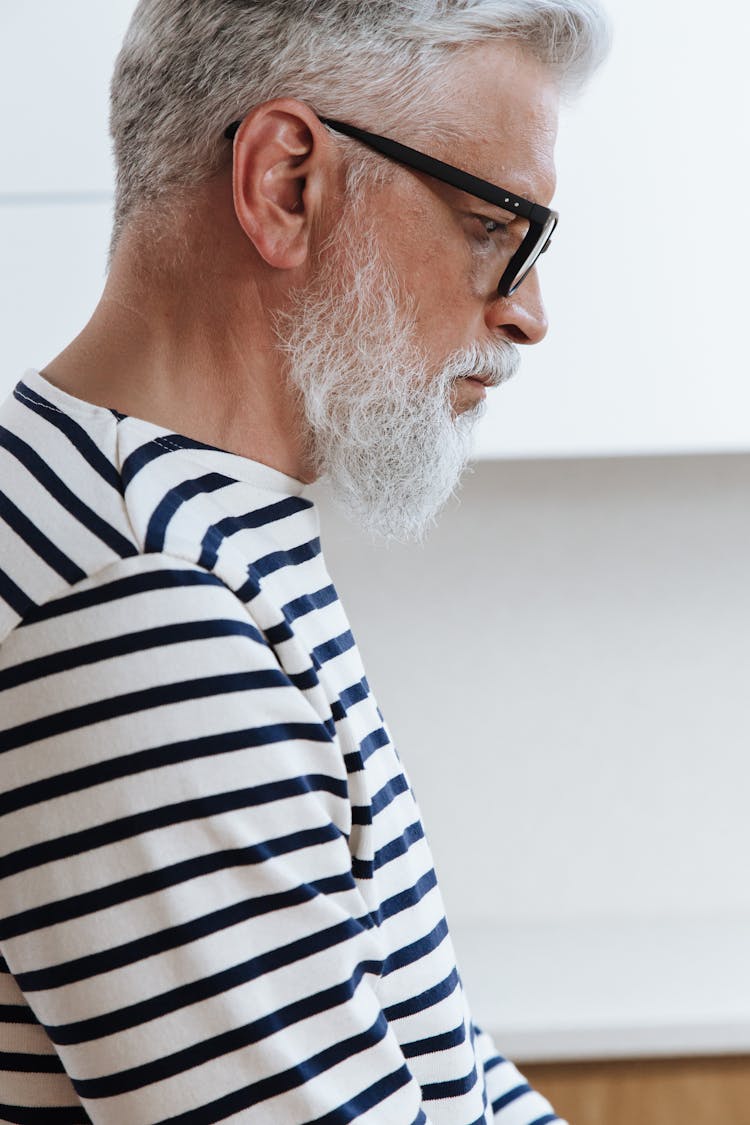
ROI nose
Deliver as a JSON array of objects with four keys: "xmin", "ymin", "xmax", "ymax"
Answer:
[{"xmin": 485, "ymin": 267, "xmax": 549, "ymax": 345}]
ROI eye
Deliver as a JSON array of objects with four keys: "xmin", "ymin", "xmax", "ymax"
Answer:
[
  {"xmin": 472, "ymin": 215, "xmax": 510, "ymax": 242},
  {"xmin": 467, "ymin": 213, "xmax": 511, "ymax": 260}
]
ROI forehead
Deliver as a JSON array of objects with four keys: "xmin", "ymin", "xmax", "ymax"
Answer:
[{"xmin": 440, "ymin": 42, "xmax": 560, "ymax": 203}]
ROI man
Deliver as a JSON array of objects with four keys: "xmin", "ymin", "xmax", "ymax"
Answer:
[{"xmin": 0, "ymin": 1, "xmax": 608, "ymax": 1121}]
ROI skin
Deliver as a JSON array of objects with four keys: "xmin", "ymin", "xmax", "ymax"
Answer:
[{"xmin": 44, "ymin": 41, "xmax": 560, "ymax": 483}]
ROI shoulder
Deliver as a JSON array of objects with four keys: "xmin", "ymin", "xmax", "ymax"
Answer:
[
  {"xmin": 0, "ymin": 377, "xmax": 139, "ymax": 642},
  {"xmin": 0, "ymin": 551, "xmax": 342, "ymax": 809},
  {"xmin": 1, "ymin": 551, "xmax": 284, "ymax": 709}
]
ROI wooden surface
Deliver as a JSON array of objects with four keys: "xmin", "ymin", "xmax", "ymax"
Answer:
[{"xmin": 523, "ymin": 1056, "xmax": 750, "ymax": 1125}]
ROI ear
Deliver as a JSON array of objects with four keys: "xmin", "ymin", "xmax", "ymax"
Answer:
[{"xmin": 230, "ymin": 98, "xmax": 332, "ymax": 271}]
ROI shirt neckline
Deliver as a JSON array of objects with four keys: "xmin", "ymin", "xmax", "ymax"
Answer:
[{"xmin": 23, "ymin": 368, "xmax": 307, "ymax": 498}]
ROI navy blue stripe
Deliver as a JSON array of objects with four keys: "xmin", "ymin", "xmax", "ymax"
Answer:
[
  {"xmin": 528, "ymin": 1115, "xmax": 560, "ymax": 1125},
  {"xmin": 0, "ymin": 669, "xmax": 290, "ymax": 754},
  {"xmin": 351, "ymin": 772, "xmax": 409, "ymax": 825},
  {"xmin": 0, "ymin": 722, "xmax": 332, "ymax": 817},
  {"xmin": 41, "ymin": 915, "xmax": 374, "ymax": 1043},
  {"xmin": 13, "ymin": 382, "xmax": 123, "ymax": 494},
  {"xmin": 18, "ymin": 566, "xmax": 226, "ymax": 627},
  {"xmin": 333, "ymin": 678, "xmax": 370, "ymax": 724},
  {"xmin": 72, "ymin": 957, "xmax": 383, "ymax": 1098},
  {"xmin": 154, "ymin": 1015, "xmax": 391, "ymax": 1124},
  {"xmin": 0, "ymin": 1106, "xmax": 91, "ymax": 1125},
  {"xmin": 0, "ymin": 426, "xmax": 137, "ymax": 559},
  {"xmin": 0, "ymin": 773, "xmax": 348, "ymax": 880},
  {"xmin": 283, "ymin": 584, "xmax": 339, "ymax": 624},
  {"xmin": 0, "ymin": 618, "xmax": 267, "ymax": 693},
  {"xmin": 264, "ymin": 617, "xmax": 294, "ymax": 646},
  {"xmin": 0, "ymin": 567, "xmax": 36, "ymax": 619},
  {"xmin": 305, "ymin": 1065, "xmax": 414, "ymax": 1125},
  {"xmin": 381, "ymin": 916, "xmax": 449, "ymax": 978},
  {"xmin": 358, "ymin": 725, "xmax": 390, "ymax": 765},
  {"xmin": 289, "ymin": 666, "xmax": 321, "ymax": 693},
  {"xmin": 483, "ymin": 1051, "xmax": 506, "ymax": 1074},
  {"xmin": 492, "ymin": 1082, "xmax": 533, "ymax": 1112},
  {"xmin": 250, "ymin": 537, "xmax": 322, "ymax": 580},
  {"xmin": 354, "ymin": 817, "xmax": 423, "ymax": 881},
  {"xmin": 197, "ymin": 496, "xmax": 313, "ymax": 569},
  {"xmin": 312, "ymin": 629, "xmax": 356, "ymax": 669},
  {"xmin": 373, "ymin": 819, "xmax": 425, "ymax": 872},
  {"xmin": 372, "ymin": 869, "xmax": 438, "ymax": 929},
  {"xmin": 0, "ymin": 1005, "xmax": 38, "ymax": 1025},
  {"xmin": 120, "ymin": 433, "xmax": 233, "ymax": 488},
  {"xmin": 383, "ymin": 967, "xmax": 460, "ymax": 1022},
  {"xmin": 0, "ymin": 492, "xmax": 86, "ymax": 585},
  {"xmin": 371, "ymin": 771, "xmax": 410, "ymax": 816},
  {"xmin": 351, "ymin": 855, "xmax": 374, "ymax": 880},
  {"xmin": 145, "ymin": 473, "xmax": 236, "ymax": 553},
  {"xmin": 235, "ymin": 572, "xmax": 261, "ymax": 603},
  {"xmin": 120, "ymin": 438, "xmax": 175, "ymax": 487},
  {"xmin": 421, "ymin": 1062, "xmax": 479, "ymax": 1101},
  {"xmin": 401, "ymin": 1021, "xmax": 467, "ymax": 1059},
  {"xmin": 342, "ymin": 725, "xmax": 390, "ymax": 783},
  {"xmin": 47, "ymin": 875, "xmax": 357, "ymax": 1030},
  {"xmin": 4, "ymin": 824, "xmax": 342, "ymax": 945},
  {"xmin": 265, "ymin": 585, "xmax": 340, "ymax": 647},
  {"xmin": 0, "ymin": 1051, "xmax": 65, "ymax": 1074},
  {"xmin": 342, "ymin": 746, "xmax": 365, "ymax": 774}
]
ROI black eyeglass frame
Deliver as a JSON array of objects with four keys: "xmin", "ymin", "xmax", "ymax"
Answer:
[{"xmin": 225, "ymin": 114, "xmax": 558, "ymax": 298}]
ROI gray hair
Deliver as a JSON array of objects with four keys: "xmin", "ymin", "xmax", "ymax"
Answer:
[{"xmin": 110, "ymin": 0, "xmax": 610, "ymax": 243}]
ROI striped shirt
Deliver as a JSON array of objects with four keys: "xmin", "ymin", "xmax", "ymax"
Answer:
[{"xmin": 0, "ymin": 370, "xmax": 564, "ymax": 1124}]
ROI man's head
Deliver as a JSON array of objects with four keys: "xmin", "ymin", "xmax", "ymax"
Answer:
[{"xmin": 110, "ymin": 1, "xmax": 609, "ymax": 540}]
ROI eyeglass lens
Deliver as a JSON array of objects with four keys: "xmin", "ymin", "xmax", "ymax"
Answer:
[{"xmin": 507, "ymin": 215, "xmax": 557, "ymax": 294}]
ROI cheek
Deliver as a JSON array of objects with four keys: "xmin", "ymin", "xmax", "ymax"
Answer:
[
  {"xmin": 375, "ymin": 201, "xmax": 482, "ymax": 343},
  {"xmin": 378, "ymin": 195, "xmax": 456, "ymax": 286},
  {"xmin": 415, "ymin": 264, "xmax": 496, "ymax": 369}
]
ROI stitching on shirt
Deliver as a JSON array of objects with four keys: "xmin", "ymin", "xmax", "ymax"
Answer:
[
  {"xmin": 14, "ymin": 388, "xmax": 64, "ymax": 415},
  {"xmin": 155, "ymin": 437, "xmax": 184, "ymax": 453}
]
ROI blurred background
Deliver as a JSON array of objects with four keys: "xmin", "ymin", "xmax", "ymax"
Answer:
[{"xmin": 2, "ymin": 2, "xmax": 749, "ymax": 1121}]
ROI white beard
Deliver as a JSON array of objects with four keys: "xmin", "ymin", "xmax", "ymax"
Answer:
[{"xmin": 272, "ymin": 203, "xmax": 521, "ymax": 542}]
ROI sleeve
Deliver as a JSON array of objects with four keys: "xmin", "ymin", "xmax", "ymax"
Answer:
[
  {"xmin": 0, "ymin": 554, "xmax": 434, "ymax": 1124},
  {"xmin": 472, "ymin": 1024, "xmax": 567, "ymax": 1124}
]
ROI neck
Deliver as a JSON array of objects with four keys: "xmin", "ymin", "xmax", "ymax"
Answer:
[{"xmin": 43, "ymin": 183, "xmax": 314, "ymax": 483}]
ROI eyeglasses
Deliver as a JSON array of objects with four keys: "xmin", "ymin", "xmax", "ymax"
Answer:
[{"xmin": 224, "ymin": 114, "xmax": 558, "ymax": 297}]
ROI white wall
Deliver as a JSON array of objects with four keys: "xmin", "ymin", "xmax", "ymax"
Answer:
[{"xmin": 312, "ymin": 454, "xmax": 750, "ymax": 930}]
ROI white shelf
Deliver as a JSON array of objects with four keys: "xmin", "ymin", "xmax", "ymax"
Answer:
[{"xmin": 451, "ymin": 916, "xmax": 750, "ymax": 1063}]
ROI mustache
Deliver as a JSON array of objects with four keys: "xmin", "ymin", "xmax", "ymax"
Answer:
[{"xmin": 445, "ymin": 340, "xmax": 521, "ymax": 388}]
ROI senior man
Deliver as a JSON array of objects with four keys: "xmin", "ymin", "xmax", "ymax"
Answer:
[{"xmin": 0, "ymin": 1, "xmax": 608, "ymax": 1121}]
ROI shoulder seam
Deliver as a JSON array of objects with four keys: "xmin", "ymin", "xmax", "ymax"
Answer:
[
  {"xmin": 12, "ymin": 386, "xmax": 65, "ymax": 416},
  {"xmin": 2, "ymin": 554, "xmax": 251, "ymax": 642}
]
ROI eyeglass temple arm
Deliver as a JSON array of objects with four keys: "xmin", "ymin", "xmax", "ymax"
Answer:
[{"xmin": 317, "ymin": 117, "xmax": 552, "ymax": 225}]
